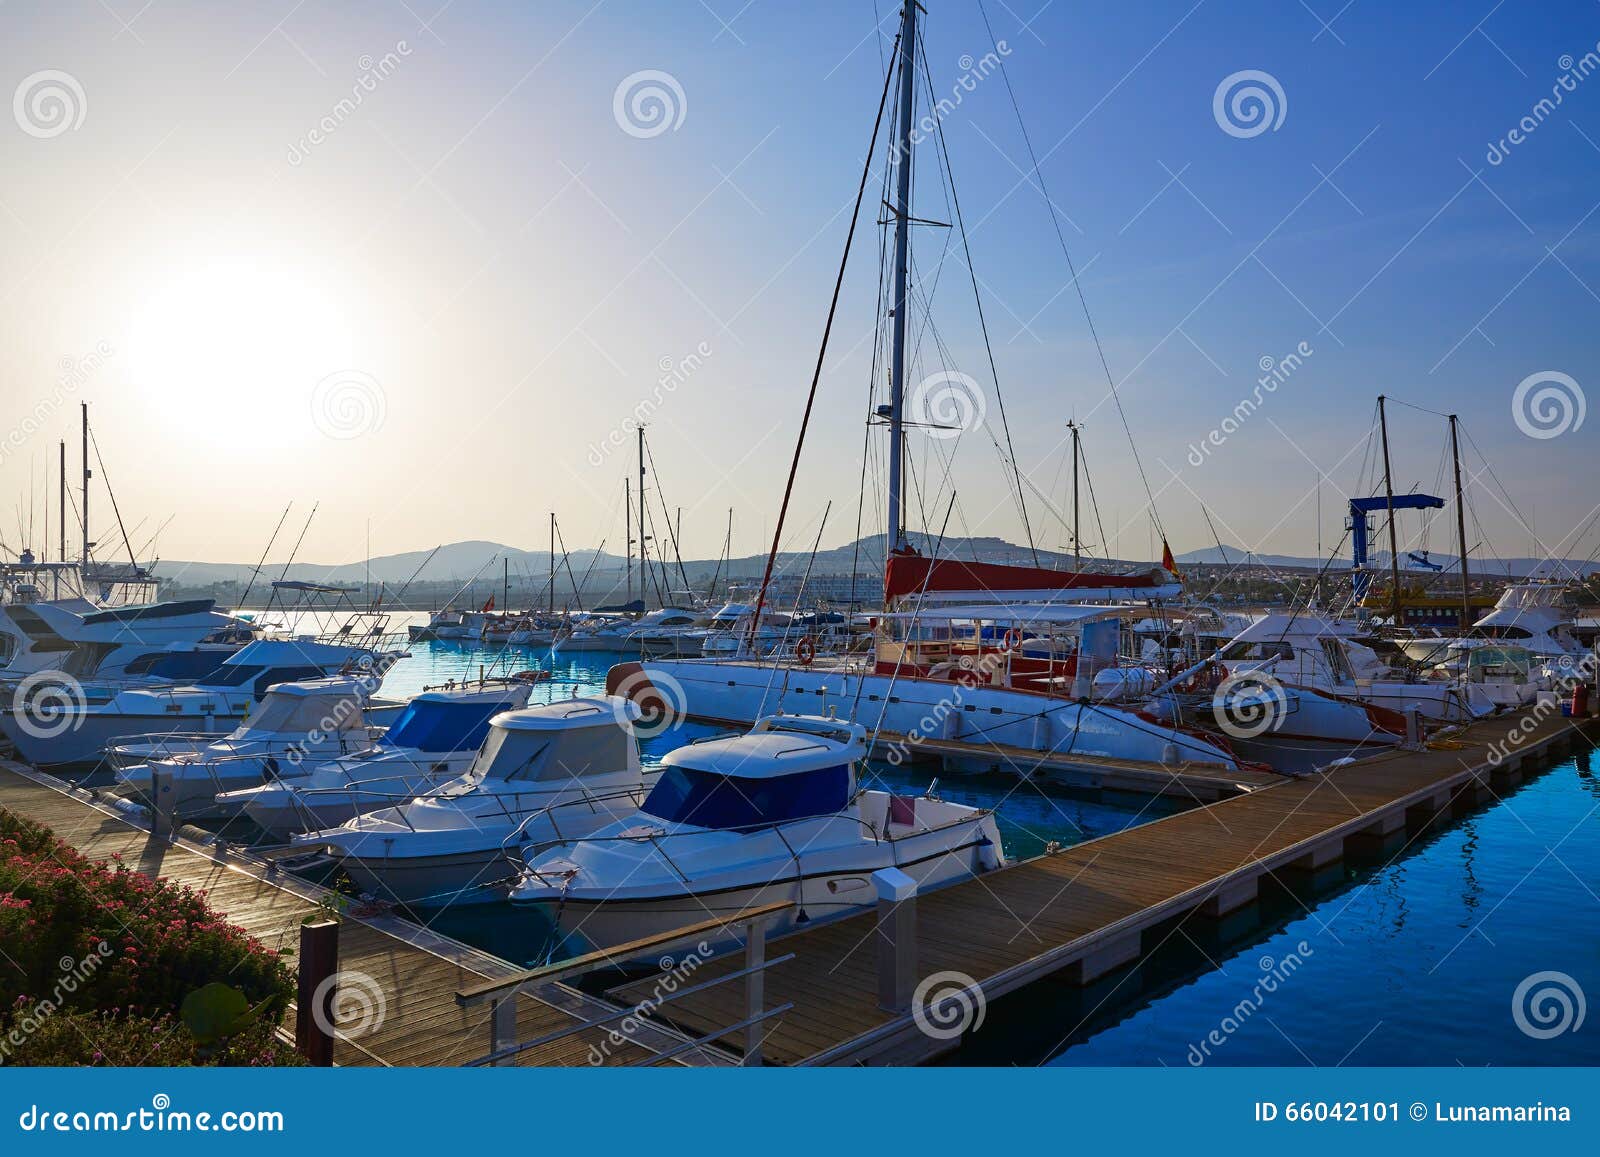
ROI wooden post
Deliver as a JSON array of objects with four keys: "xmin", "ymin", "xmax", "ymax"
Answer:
[
  {"xmin": 873, "ymin": 867, "xmax": 918, "ymax": 1012},
  {"xmin": 295, "ymin": 918, "xmax": 340, "ymax": 1066},
  {"xmin": 743, "ymin": 919, "xmax": 766, "ymax": 1066},
  {"xmin": 149, "ymin": 768, "xmax": 173, "ymax": 843}
]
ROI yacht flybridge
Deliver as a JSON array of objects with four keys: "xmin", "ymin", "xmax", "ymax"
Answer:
[{"xmin": 510, "ymin": 714, "xmax": 1004, "ymax": 953}]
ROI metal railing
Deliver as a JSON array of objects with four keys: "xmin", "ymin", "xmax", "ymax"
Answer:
[{"xmin": 455, "ymin": 900, "xmax": 794, "ymax": 1066}]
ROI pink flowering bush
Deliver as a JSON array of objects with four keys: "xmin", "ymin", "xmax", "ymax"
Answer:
[{"xmin": 0, "ymin": 809, "xmax": 298, "ymax": 1066}]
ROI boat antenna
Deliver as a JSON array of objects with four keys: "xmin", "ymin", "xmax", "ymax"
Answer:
[
  {"xmin": 1377, "ymin": 395, "xmax": 1402, "ymax": 626},
  {"xmin": 240, "ymin": 501, "xmax": 293, "ymax": 608},
  {"xmin": 276, "ymin": 502, "xmax": 318, "ymax": 585},
  {"xmin": 748, "ymin": 14, "xmax": 902, "ymax": 650},
  {"xmin": 1449, "ymin": 413, "xmax": 1472, "ymax": 630}
]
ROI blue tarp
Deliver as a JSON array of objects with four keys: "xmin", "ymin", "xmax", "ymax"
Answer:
[
  {"xmin": 642, "ymin": 764, "xmax": 850, "ymax": 830},
  {"xmin": 381, "ymin": 696, "xmax": 521, "ymax": 754}
]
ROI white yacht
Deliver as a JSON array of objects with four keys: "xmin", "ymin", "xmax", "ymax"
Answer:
[
  {"xmin": 1212, "ymin": 613, "xmax": 1499, "ymax": 723},
  {"xmin": 108, "ymin": 677, "xmax": 395, "ymax": 820},
  {"xmin": 216, "ymin": 680, "xmax": 533, "ymax": 837},
  {"xmin": 559, "ymin": 608, "xmax": 701, "ymax": 654},
  {"xmin": 0, "ymin": 597, "xmax": 249, "ymax": 686},
  {"xmin": 295, "ymin": 696, "xmax": 653, "ymax": 908},
  {"xmin": 0, "ymin": 636, "xmax": 399, "ymax": 768},
  {"xmin": 1398, "ymin": 584, "xmax": 1587, "ymax": 667},
  {"xmin": 625, "ymin": 601, "xmax": 1248, "ymax": 772},
  {"xmin": 510, "ymin": 714, "xmax": 1005, "ymax": 953}
]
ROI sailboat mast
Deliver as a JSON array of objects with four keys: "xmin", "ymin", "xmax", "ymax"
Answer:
[
  {"xmin": 58, "ymin": 440, "xmax": 65, "ymax": 565},
  {"xmin": 79, "ymin": 402, "xmax": 92, "ymax": 567},
  {"xmin": 637, "ymin": 425, "xmax": 648, "ymax": 608},
  {"xmin": 548, "ymin": 512, "xmax": 556, "ymax": 614},
  {"xmin": 1069, "ymin": 420, "xmax": 1081, "ymax": 566},
  {"xmin": 1377, "ymin": 394, "xmax": 1401, "ymax": 627},
  {"xmin": 884, "ymin": 0, "xmax": 918, "ymax": 555},
  {"xmin": 1449, "ymin": 413, "xmax": 1471, "ymax": 630},
  {"xmin": 624, "ymin": 477, "xmax": 632, "ymax": 605}
]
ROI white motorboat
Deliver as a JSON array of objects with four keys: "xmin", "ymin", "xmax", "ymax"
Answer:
[
  {"xmin": 108, "ymin": 677, "xmax": 398, "ymax": 819},
  {"xmin": 1212, "ymin": 612, "xmax": 1499, "ymax": 723},
  {"xmin": 0, "ymin": 597, "xmax": 249, "ymax": 685},
  {"xmin": 559, "ymin": 608, "xmax": 701, "ymax": 654},
  {"xmin": 1398, "ymin": 584, "xmax": 1587, "ymax": 667},
  {"xmin": 295, "ymin": 696, "xmax": 653, "ymax": 908},
  {"xmin": 0, "ymin": 636, "xmax": 400, "ymax": 768},
  {"xmin": 510, "ymin": 714, "xmax": 1005, "ymax": 953},
  {"xmin": 216, "ymin": 680, "xmax": 533, "ymax": 837}
]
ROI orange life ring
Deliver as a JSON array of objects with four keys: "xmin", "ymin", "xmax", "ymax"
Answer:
[
  {"xmin": 1003, "ymin": 627, "xmax": 1024, "ymax": 651},
  {"xmin": 796, "ymin": 636, "xmax": 816, "ymax": 666}
]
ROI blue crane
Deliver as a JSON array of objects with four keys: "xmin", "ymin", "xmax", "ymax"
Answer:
[{"xmin": 1347, "ymin": 493, "xmax": 1444, "ymax": 600}]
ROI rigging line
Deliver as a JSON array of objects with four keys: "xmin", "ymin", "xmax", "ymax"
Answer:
[
  {"xmin": 1458, "ymin": 421, "xmax": 1576, "ymax": 578},
  {"xmin": 87, "ymin": 427, "xmax": 138, "ymax": 569},
  {"xmin": 749, "ymin": 30, "xmax": 901, "ymax": 644},
  {"xmin": 1077, "ymin": 438, "xmax": 1111, "ymax": 561},
  {"xmin": 852, "ymin": 142, "xmax": 896, "ymax": 605},
  {"xmin": 916, "ymin": 27, "xmax": 1038, "ymax": 564},
  {"xmin": 642, "ymin": 435, "xmax": 692, "ymax": 596},
  {"xmin": 974, "ymin": 0, "xmax": 1164, "ymax": 543}
]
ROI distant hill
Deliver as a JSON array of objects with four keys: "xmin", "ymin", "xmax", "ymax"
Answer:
[
  {"xmin": 1175, "ymin": 544, "xmax": 1600, "ymax": 578},
  {"xmin": 151, "ymin": 535, "xmax": 1600, "ymax": 593}
]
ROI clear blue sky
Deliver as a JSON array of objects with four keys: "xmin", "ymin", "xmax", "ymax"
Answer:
[{"xmin": 1, "ymin": 1, "xmax": 1596, "ymax": 569}]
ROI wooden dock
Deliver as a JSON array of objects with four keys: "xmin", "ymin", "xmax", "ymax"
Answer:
[
  {"xmin": 0, "ymin": 760, "xmax": 734, "ymax": 1067},
  {"xmin": 611, "ymin": 705, "xmax": 1599, "ymax": 1065}
]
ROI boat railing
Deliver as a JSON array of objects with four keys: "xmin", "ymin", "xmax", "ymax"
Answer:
[
  {"xmin": 515, "ymin": 789, "xmax": 985, "ymax": 889},
  {"xmin": 105, "ymin": 728, "xmax": 385, "ymax": 775},
  {"xmin": 455, "ymin": 900, "xmax": 796, "ymax": 1067},
  {"xmin": 305, "ymin": 782, "xmax": 654, "ymax": 841}
]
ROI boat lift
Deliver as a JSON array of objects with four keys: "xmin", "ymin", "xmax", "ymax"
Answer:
[{"xmin": 1348, "ymin": 493, "xmax": 1443, "ymax": 600}]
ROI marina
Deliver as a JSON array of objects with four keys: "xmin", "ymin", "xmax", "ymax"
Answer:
[
  {"xmin": 0, "ymin": 690, "xmax": 1590, "ymax": 1065},
  {"xmin": 2, "ymin": 0, "xmax": 1599, "ymax": 1119}
]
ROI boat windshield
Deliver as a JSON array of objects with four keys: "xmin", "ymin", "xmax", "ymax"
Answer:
[
  {"xmin": 1218, "ymin": 640, "xmax": 1294, "ymax": 661},
  {"xmin": 641, "ymin": 764, "xmax": 851, "ymax": 830},
  {"xmin": 383, "ymin": 698, "xmax": 514, "ymax": 753}
]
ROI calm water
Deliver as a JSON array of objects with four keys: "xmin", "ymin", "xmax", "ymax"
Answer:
[{"xmin": 306, "ymin": 613, "xmax": 1600, "ymax": 1062}]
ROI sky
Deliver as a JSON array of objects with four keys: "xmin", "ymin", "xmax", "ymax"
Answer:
[{"xmin": 1, "ymin": 0, "xmax": 1598, "ymax": 573}]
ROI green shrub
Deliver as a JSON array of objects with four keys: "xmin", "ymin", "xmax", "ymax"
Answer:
[{"xmin": 0, "ymin": 808, "xmax": 299, "ymax": 1067}]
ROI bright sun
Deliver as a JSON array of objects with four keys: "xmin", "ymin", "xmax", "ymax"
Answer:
[{"xmin": 127, "ymin": 256, "xmax": 356, "ymax": 445}]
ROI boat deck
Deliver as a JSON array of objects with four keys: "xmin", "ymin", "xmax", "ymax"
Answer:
[
  {"xmin": 0, "ymin": 761, "xmax": 729, "ymax": 1067},
  {"xmin": 612, "ymin": 705, "xmax": 1597, "ymax": 1065}
]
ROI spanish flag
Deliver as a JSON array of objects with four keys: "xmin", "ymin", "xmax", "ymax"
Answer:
[{"xmin": 1161, "ymin": 538, "xmax": 1181, "ymax": 578}]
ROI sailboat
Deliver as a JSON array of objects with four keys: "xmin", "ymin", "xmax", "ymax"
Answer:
[{"xmin": 610, "ymin": 4, "xmax": 1250, "ymax": 775}]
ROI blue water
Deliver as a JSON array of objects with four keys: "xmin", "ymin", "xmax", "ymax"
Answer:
[
  {"xmin": 362, "ymin": 616, "xmax": 1600, "ymax": 1062},
  {"xmin": 948, "ymin": 749, "xmax": 1600, "ymax": 1066}
]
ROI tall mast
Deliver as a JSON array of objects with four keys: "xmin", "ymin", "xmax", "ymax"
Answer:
[
  {"xmin": 502, "ymin": 556, "xmax": 509, "ymax": 609},
  {"xmin": 80, "ymin": 403, "xmax": 91, "ymax": 566},
  {"xmin": 57, "ymin": 439, "xmax": 65, "ymax": 565},
  {"xmin": 1069, "ymin": 420, "xmax": 1081, "ymax": 566},
  {"xmin": 884, "ymin": 0, "xmax": 918, "ymax": 555},
  {"xmin": 1377, "ymin": 395, "xmax": 1401, "ymax": 627},
  {"xmin": 637, "ymin": 425, "xmax": 648, "ymax": 608},
  {"xmin": 1449, "ymin": 413, "xmax": 1472, "ymax": 630},
  {"xmin": 548, "ymin": 512, "xmax": 556, "ymax": 614},
  {"xmin": 624, "ymin": 478, "xmax": 632, "ymax": 605}
]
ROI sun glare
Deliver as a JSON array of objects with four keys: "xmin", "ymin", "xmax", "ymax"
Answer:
[{"xmin": 127, "ymin": 256, "xmax": 356, "ymax": 445}]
